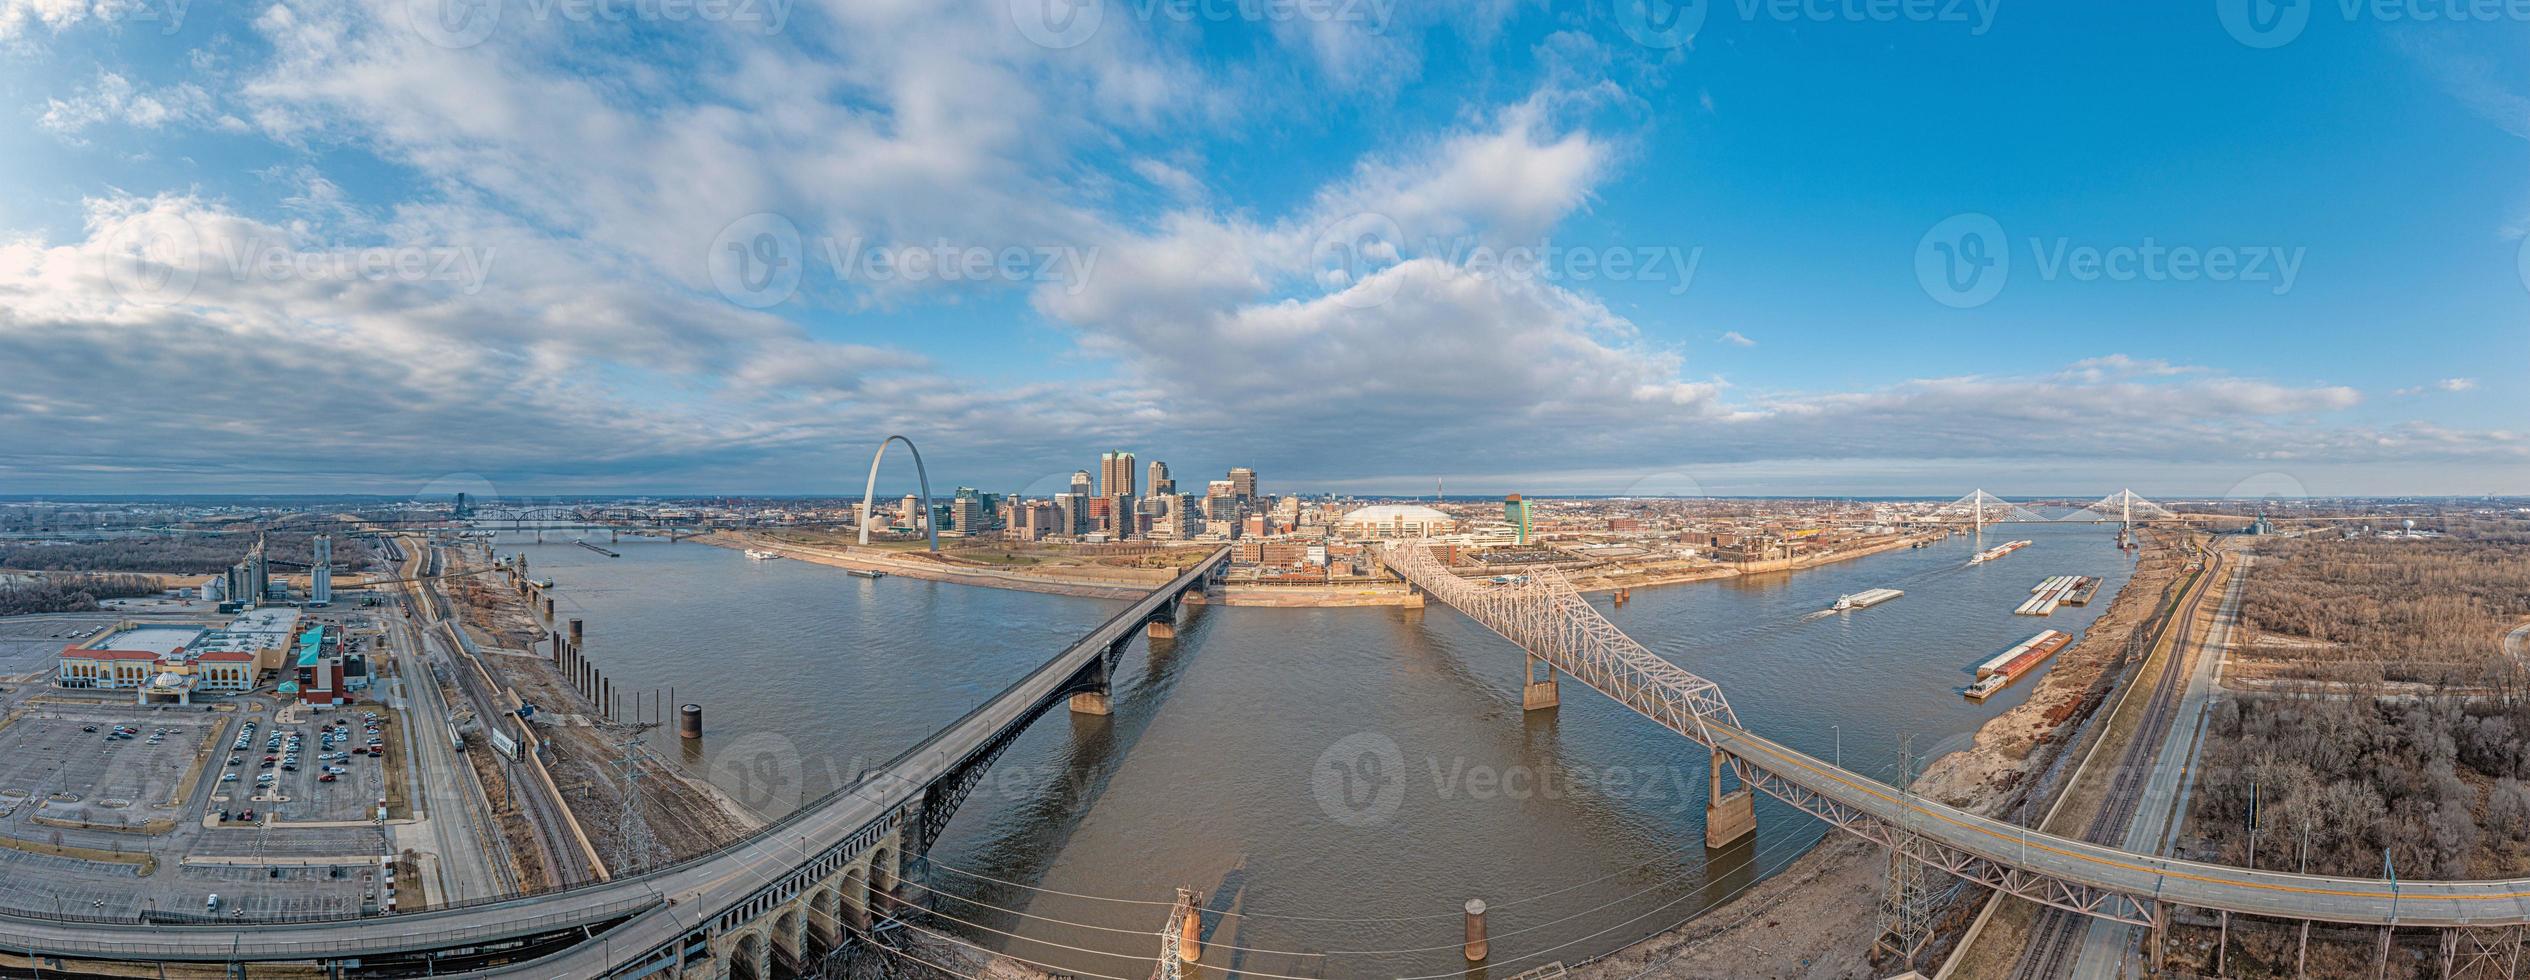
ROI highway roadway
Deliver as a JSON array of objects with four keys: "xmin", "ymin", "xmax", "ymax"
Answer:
[{"xmin": 0, "ymin": 546, "xmax": 1229, "ymax": 974}]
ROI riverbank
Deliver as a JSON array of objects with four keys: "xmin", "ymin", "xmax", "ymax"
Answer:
[
  {"xmin": 439, "ymin": 542, "xmax": 762, "ymax": 869},
  {"xmin": 709, "ymin": 530, "xmax": 1950, "ymax": 608}
]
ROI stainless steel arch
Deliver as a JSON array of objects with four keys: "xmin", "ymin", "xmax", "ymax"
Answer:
[{"xmin": 859, "ymin": 435, "xmax": 938, "ymax": 551}]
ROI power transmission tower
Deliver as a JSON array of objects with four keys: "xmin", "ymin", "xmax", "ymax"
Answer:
[
  {"xmin": 611, "ymin": 726, "xmax": 662, "ymax": 873},
  {"xmin": 1873, "ymin": 736, "xmax": 1938, "ymax": 968}
]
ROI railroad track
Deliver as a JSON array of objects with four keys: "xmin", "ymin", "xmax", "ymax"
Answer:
[{"xmin": 2010, "ymin": 546, "xmax": 2226, "ymax": 980}]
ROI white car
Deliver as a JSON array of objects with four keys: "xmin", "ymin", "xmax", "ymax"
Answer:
[{"xmin": 220, "ymin": 773, "xmax": 239, "ymax": 783}]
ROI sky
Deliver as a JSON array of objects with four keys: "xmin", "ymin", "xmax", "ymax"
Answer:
[{"xmin": 1, "ymin": 0, "xmax": 2526, "ymax": 499}]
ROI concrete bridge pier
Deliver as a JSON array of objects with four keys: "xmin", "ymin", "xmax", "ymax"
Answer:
[
  {"xmin": 1069, "ymin": 641, "xmax": 1121, "ymax": 716},
  {"xmin": 1146, "ymin": 595, "xmax": 1179, "ymax": 640},
  {"xmin": 1521, "ymin": 655, "xmax": 1560, "ymax": 711},
  {"xmin": 1704, "ymin": 749, "xmax": 1756, "ymax": 849}
]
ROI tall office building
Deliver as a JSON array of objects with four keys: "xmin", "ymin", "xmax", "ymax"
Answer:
[
  {"xmin": 950, "ymin": 488, "xmax": 987, "ymax": 536},
  {"xmin": 1098, "ymin": 451, "xmax": 1137, "ymax": 499},
  {"xmin": 1054, "ymin": 493, "xmax": 1087, "ymax": 537},
  {"xmin": 1206, "ymin": 480, "xmax": 1238, "ymax": 523},
  {"xmin": 310, "ymin": 535, "xmax": 333, "ymax": 606},
  {"xmin": 1228, "ymin": 466, "xmax": 1258, "ymax": 502},
  {"xmin": 1147, "ymin": 460, "xmax": 1173, "ymax": 497},
  {"xmin": 1506, "ymin": 494, "xmax": 1532, "ymax": 546},
  {"xmin": 1070, "ymin": 470, "xmax": 1094, "ymax": 499}
]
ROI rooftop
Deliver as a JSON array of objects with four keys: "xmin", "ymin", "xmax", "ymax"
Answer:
[{"xmin": 86, "ymin": 625, "xmax": 206, "ymax": 656}]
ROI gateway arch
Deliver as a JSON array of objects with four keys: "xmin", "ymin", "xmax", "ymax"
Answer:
[{"xmin": 859, "ymin": 435, "xmax": 938, "ymax": 551}]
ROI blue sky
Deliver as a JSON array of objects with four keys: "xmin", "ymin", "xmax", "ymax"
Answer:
[{"xmin": 1, "ymin": 0, "xmax": 2525, "ymax": 498}]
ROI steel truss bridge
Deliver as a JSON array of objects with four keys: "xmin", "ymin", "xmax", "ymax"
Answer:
[
  {"xmin": 1380, "ymin": 542, "xmax": 2530, "ymax": 972},
  {"xmin": 0, "ymin": 548, "xmax": 1228, "ymax": 978}
]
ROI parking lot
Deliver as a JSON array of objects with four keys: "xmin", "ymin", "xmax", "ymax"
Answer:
[
  {"xmin": 0, "ymin": 614, "xmax": 120, "ymax": 679},
  {"xmin": 210, "ymin": 711, "xmax": 395, "ymax": 823},
  {"xmin": 0, "ymin": 705, "xmax": 220, "ymax": 831}
]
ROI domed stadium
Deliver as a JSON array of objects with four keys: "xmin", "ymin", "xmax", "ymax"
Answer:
[{"xmin": 1336, "ymin": 504, "xmax": 1459, "ymax": 537}]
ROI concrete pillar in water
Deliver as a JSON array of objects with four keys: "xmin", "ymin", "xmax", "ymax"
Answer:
[
  {"xmin": 544, "ymin": 596, "xmax": 555, "ymax": 619},
  {"xmin": 569, "ymin": 618, "xmax": 583, "ymax": 648},
  {"xmin": 1704, "ymin": 749, "xmax": 1756, "ymax": 848},
  {"xmin": 1463, "ymin": 899, "xmax": 1489, "ymax": 961},
  {"xmin": 1145, "ymin": 597, "xmax": 1177, "ymax": 640},
  {"xmin": 679, "ymin": 703, "xmax": 703, "ymax": 739},
  {"xmin": 1069, "ymin": 643, "xmax": 1117, "ymax": 716},
  {"xmin": 1521, "ymin": 655, "xmax": 1560, "ymax": 711}
]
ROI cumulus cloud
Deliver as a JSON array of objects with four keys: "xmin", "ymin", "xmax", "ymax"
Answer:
[
  {"xmin": 1, "ymin": 2, "xmax": 2521, "ymax": 495},
  {"xmin": 39, "ymin": 71, "xmax": 214, "ymax": 137}
]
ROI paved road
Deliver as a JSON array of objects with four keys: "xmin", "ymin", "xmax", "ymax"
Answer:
[{"xmin": 0, "ymin": 547, "xmax": 1228, "ymax": 973}]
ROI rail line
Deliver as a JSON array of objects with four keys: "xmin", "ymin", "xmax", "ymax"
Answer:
[{"xmin": 2011, "ymin": 547, "xmax": 2224, "ymax": 978}]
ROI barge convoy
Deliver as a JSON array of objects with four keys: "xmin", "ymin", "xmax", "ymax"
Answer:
[
  {"xmin": 1832, "ymin": 587, "xmax": 1905, "ymax": 611},
  {"xmin": 2014, "ymin": 575, "xmax": 2103, "ymax": 616},
  {"xmin": 1969, "ymin": 539, "xmax": 2034, "ymax": 565},
  {"xmin": 1966, "ymin": 629, "xmax": 2072, "ymax": 700}
]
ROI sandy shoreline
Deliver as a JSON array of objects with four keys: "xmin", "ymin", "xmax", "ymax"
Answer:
[{"xmin": 710, "ymin": 530, "xmax": 1952, "ymax": 608}]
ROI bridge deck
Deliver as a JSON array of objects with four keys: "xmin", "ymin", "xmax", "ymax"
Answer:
[
  {"xmin": 1383, "ymin": 543, "xmax": 2530, "ymax": 930},
  {"xmin": 0, "ymin": 547, "xmax": 1229, "ymax": 971}
]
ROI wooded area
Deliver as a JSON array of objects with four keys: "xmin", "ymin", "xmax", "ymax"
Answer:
[
  {"xmin": 0, "ymin": 573, "xmax": 165, "ymax": 616},
  {"xmin": 2190, "ymin": 521, "xmax": 2530, "ymax": 885},
  {"xmin": 0, "ymin": 531, "xmax": 375, "ymax": 575}
]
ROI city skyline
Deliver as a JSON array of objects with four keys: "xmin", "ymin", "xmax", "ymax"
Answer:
[{"xmin": 4, "ymin": 5, "xmax": 2527, "ymax": 496}]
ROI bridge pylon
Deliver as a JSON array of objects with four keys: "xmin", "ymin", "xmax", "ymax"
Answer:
[
  {"xmin": 1522, "ymin": 655, "xmax": 1559, "ymax": 710},
  {"xmin": 1705, "ymin": 750, "xmax": 1756, "ymax": 848}
]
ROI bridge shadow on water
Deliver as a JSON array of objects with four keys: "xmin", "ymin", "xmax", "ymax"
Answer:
[{"xmin": 908, "ymin": 600, "xmax": 1223, "ymax": 951}]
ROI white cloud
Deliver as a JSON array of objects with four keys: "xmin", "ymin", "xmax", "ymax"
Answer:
[
  {"xmin": 1717, "ymin": 330, "xmax": 1754, "ymax": 347},
  {"xmin": 40, "ymin": 71, "xmax": 214, "ymax": 137},
  {"xmin": 2395, "ymin": 377, "xmax": 2478, "ymax": 396}
]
